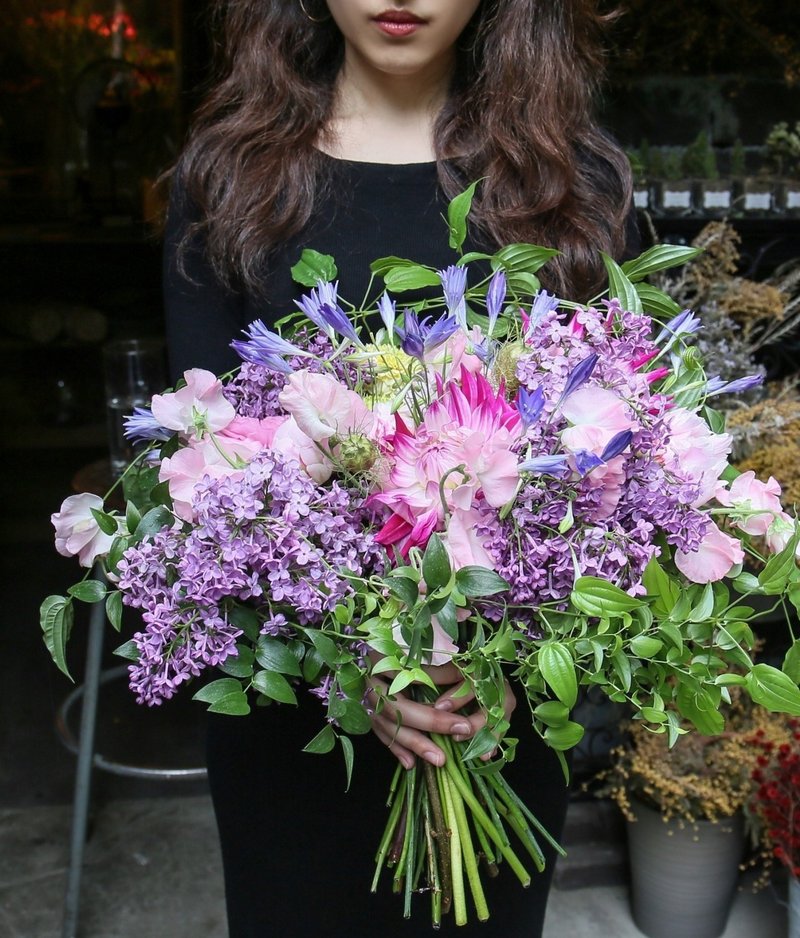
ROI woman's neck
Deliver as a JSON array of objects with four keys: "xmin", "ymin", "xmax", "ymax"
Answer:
[{"xmin": 320, "ymin": 47, "xmax": 453, "ymax": 165}]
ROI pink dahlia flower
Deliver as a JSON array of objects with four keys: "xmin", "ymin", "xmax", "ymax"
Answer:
[{"xmin": 373, "ymin": 369, "xmax": 522, "ymax": 557}]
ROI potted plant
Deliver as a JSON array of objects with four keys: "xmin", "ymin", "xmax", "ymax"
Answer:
[
  {"xmin": 683, "ymin": 131, "xmax": 732, "ymax": 217},
  {"xmin": 749, "ymin": 719, "xmax": 800, "ymax": 936},
  {"xmin": 594, "ymin": 695, "xmax": 784, "ymax": 938},
  {"xmin": 659, "ymin": 146, "xmax": 694, "ymax": 215},
  {"xmin": 765, "ymin": 121, "xmax": 800, "ymax": 216},
  {"xmin": 627, "ymin": 140, "xmax": 651, "ymax": 212}
]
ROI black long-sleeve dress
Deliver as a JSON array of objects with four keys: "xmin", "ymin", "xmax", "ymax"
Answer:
[{"xmin": 163, "ymin": 155, "xmax": 639, "ymax": 938}]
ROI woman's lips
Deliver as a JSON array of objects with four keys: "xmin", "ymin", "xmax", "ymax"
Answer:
[{"xmin": 373, "ymin": 10, "xmax": 426, "ymax": 38}]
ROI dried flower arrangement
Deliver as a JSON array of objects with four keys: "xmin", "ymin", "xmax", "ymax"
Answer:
[
  {"xmin": 749, "ymin": 718, "xmax": 800, "ymax": 880},
  {"xmin": 594, "ymin": 692, "xmax": 789, "ymax": 827}
]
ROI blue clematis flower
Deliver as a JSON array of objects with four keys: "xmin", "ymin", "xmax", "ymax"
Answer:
[
  {"xmin": 395, "ymin": 310, "xmax": 459, "ymax": 360},
  {"xmin": 516, "ymin": 386, "xmax": 545, "ymax": 426},
  {"xmin": 655, "ymin": 309, "xmax": 702, "ymax": 346},
  {"xmin": 295, "ymin": 280, "xmax": 360, "ymax": 344},
  {"xmin": 706, "ymin": 373, "xmax": 764, "ymax": 397},
  {"xmin": 486, "ymin": 269, "xmax": 507, "ymax": 337},
  {"xmin": 526, "ymin": 290, "xmax": 561, "ymax": 339},
  {"xmin": 561, "ymin": 353, "xmax": 598, "ymax": 400},
  {"xmin": 123, "ymin": 407, "xmax": 172, "ymax": 443},
  {"xmin": 518, "ymin": 454, "xmax": 570, "ymax": 476},
  {"xmin": 231, "ymin": 320, "xmax": 308, "ymax": 371},
  {"xmin": 439, "ymin": 265, "xmax": 468, "ymax": 329}
]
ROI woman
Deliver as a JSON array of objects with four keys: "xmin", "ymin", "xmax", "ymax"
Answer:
[{"xmin": 164, "ymin": 2, "xmax": 638, "ymax": 935}]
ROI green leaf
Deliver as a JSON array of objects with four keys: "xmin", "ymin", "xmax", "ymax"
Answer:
[
  {"xmin": 461, "ymin": 726, "xmax": 500, "ymax": 761},
  {"xmin": 571, "ymin": 577, "xmax": 644, "ymax": 618},
  {"xmin": 386, "ymin": 577, "xmax": 419, "ymax": 608},
  {"xmin": 746, "ymin": 663, "xmax": 800, "ymax": 716},
  {"xmin": 676, "ymin": 684, "xmax": 725, "ymax": 735},
  {"xmin": 642, "ymin": 558, "xmax": 680, "ymax": 618},
  {"xmin": 422, "ymin": 533, "xmax": 451, "ymax": 592},
  {"xmin": 306, "ymin": 630, "xmax": 340, "ymax": 667},
  {"xmin": 208, "ymin": 693, "xmax": 251, "ymax": 716},
  {"xmin": 384, "ymin": 266, "xmax": 442, "ymax": 292},
  {"xmin": 125, "ymin": 500, "xmax": 142, "ymax": 534},
  {"xmin": 302, "ymin": 647, "xmax": 324, "ymax": 683},
  {"xmin": 621, "ymin": 245, "xmax": 703, "ymax": 282},
  {"xmin": 388, "ymin": 670, "xmax": 417, "ymax": 696},
  {"xmin": 370, "ymin": 255, "xmax": 418, "ymax": 276},
  {"xmin": 39, "ymin": 596, "xmax": 74, "ymax": 680},
  {"xmin": 255, "ymin": 636, "xmax": 303, "ymax": 677},
  {"xmin": 134, "ymin": 506, "xmax": 174, "ymax": 541},
  {"xmin": 702, "ymin": 405, "xmax": 727, "ymax": 436},
  {"xmin": 290, "ymin": 249, "xmax": 338, "ymax": 287},
  {"xmin": 332, "ymin": 698, "xmax": 372, "ymax": 735},
  {"xmin": 758, "ymin": 527, "xmax": 800, "ymax": 595},
  {"xmin": 630, "ymin": 635, "xmax": 663, "ymax": 659},
  {"xmin": 688, "ymin": 583, "xmax": 714, "ymax": 622},
  {"xmin": 534, "ymin": 700, "xmax": 570, "ymax": 726},
  {"xmin": 303, "ymin": 724, "xmax": 337, "ymax": 754},
  {"xmin": 447, "ymin": 181, "xmax": 479, "ymax": 253},
  {"xmin": 784, "ymin": 640, "xmax": 800, "ymax": 683},
  {"xmin": 106, "ymin": 535, "xmax": 131, "ymax": 576},
  {"xmin": 634, "ymin": 284, "xmax": 682, "ymax": 319},
  {"xmin": 67, "ymin": 579, "xmax": 107, "ymax": 604},
  {"xmin": 601, "ymin": 252, "xmax": 643, "ymax": 314},
  {"xmin": 435, "ymin": 596, "xmax": 459, "ymax": 642},
  {"xmin": 252, "ymin": 670, "xmax": 297, "ymax": 705},
  {"xmin": 227, "ymin": 605, "xmax": 261, "ymax": 642},
  {"xmin": 105, "ymin": 591, "xmax": 123, "ymax": 631},
  {"xmin": 544, "ymin": 721, "xmax": 584, "ymax": 751},
  {"xmin": 340, "ymin": 734, "xmax": 355, "ymax": 792},
  {"xmin": 493, "ymin": 244, "xmax": 559, "ymax": 274},
  {"xmin": 455, "ymin": 566, "xmax": 509, "ymax": 598},
  {"xmin": 193, "ymin": 678, "xmax": 244, "ymax": 705},
  {"xmin": 611, "ymin": 650, "xmax": 632, "ymax": 692},
  {"xmin": 506, "ymin": 272, "xmax": 541, "ymax": 296},
  {"xmin": 113, "ymin": 639, "xmax": 140, "ymax": 662},
  {"xmin": 218, "ymin": 645, "xmax": 256, "ymax": 679},
  {"xmin": 538, "ymin": 642, "xmax": 578, "ymax": 709},
  {"xmin": 732, "ymin": 572, "xmax": 762, "ymax": 594},
  {"xmin": 90, "ymin": 507, "xmax": 118, "ymax": 536}
]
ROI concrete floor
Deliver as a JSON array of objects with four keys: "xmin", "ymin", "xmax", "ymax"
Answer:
[
  {"xmin": 0, "ymin": 449, "xmax": 791, "ymax": 937},
  {"xmin": 1, "ymin": 795, "xmax": 788, "ymax": 938}
]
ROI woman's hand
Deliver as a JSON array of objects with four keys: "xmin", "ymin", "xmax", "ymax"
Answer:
[{"xmin": 368, "ymin": 662, "xmax": 516, "ymax": 770}]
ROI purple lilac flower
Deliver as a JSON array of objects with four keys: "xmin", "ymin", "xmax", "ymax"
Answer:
[{"xmin": 116, "ymin": 451, "xmax": 385, "ymax": 706}]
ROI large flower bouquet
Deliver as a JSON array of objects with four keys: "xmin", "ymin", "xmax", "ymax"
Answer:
[{"xmin": 45, "ymin": 187, "xmax": 800, "ymax": 926}]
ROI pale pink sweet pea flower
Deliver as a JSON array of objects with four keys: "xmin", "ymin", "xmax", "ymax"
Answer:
[
  {"xmin": 271, "ymin": 417, "xmax": 334, "ymax": 484},
  {"xmin": 443, "ymin": 507, "xmax": 496, "ymax": 571},
  {"xmin": 219, "ymin": 415, "xmax": 287, "ymax": 449},
  {"xmin": 715, "ymin": 471, "xmax": 785, "ymax": 537},
  {"xmin": 661, "ymin": 408, "xmax": 731, "ymax": 507},
  {"xmin": 278, "ymin": 370, "xmax": 372, "ymax": 444},
  {"xmin": 52, "ymin": 493, "xmax": 118, "ymax": 568},
  {"xmin": 426, "ymin": 328, "xmax": 483, "ymax": 378},
  {"xmin": 583, "ymin": 455, "xmax": 627, "ymax": 520},
  {"xmin": 160, "ymin": 436, "xmax": 260, "ymax": 521},
  {"xmin": 151, "ymin": 369, "xmax": 235, "ymax": 438},
  {"xmin": 560, "ymin": 387, "xmax": 635, "ymax": 455},
  {"xmin": 765, "ymin": 512, "xmax": 800, "ymax": 556},
  {"xmin": 674, "ymin": 520, "xmax": 745, "ymax": 583}
]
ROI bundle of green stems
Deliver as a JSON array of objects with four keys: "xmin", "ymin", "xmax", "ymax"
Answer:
[{"xmin": 371, "ymin": 710, "xmax": 563, "ymax": 926}]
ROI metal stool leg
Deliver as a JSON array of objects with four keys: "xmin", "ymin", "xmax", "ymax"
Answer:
[{"xmin": 61, "ymin": 587, "xmax": 106, "ymax": 938}]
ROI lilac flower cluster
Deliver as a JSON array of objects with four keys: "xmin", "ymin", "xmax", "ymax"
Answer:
[
  {"xmin": 482, "ymin": 300, "xmax": 713, "ymax": 610},
  {"xmin": 117, "ymin": 451, "xmax": 384, "ymax": 705}
]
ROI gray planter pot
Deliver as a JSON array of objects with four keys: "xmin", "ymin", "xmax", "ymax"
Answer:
[
  {"xmin": 626, "ymin": 799, "xmax": 744, "ymax": 938},
  {"xmin": 791, "ymin": 876, "xmax": 800, "ymax": 938}
]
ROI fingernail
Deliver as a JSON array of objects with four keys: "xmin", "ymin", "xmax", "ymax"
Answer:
[
  {"xmin": 434, "ymin": 700, "xmax": 453, "ymax": 711},
  {"xmin": 453, "ymin": 722, "xmax": 471, "ymax": 735},
  {"xmin": 424, "ymin": 750, "xmax": 444, "ymax": 766},
  {"xmin": 402, "ymin": 756, "xmax": 415, "ymax": 770}
]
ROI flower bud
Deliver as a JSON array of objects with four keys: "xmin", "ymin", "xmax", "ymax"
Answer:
[
  {"xmin": 338, "ymin": 432, "xmax": 379, "ymax": 472},
  {"xmin": 491, "ymin": 340, "xmax": 526, "ymax": 394}
]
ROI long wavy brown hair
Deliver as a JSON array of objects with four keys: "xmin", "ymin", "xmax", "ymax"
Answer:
[{"xmin": 177, "ymin": 0, "xmax": 632, "ymax": 301}]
